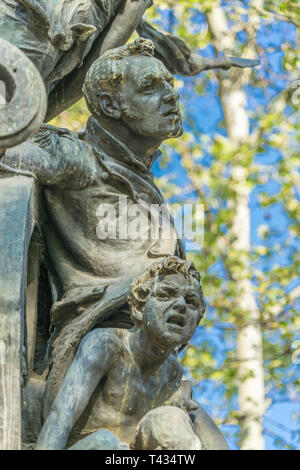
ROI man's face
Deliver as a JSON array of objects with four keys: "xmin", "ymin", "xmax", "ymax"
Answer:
[
  {"xmin": 118, "ymin": 56, "xmax": 183, "ymax": 140},
  {"xmin": 141, "ymin": 273, "xmax": 205, "ymax": 349}
]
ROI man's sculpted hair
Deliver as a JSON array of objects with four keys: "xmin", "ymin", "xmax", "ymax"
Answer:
[
  {"xmin": 128, "ymin": 256, "xmax": 206, "ymax": 324},
  {"xmin": 83, "ymin": 38, "xmax": 155, "ymax": 118}
]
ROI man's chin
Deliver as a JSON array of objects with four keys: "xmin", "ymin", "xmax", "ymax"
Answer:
[
  {"xmin": 174, "ymin": 125, "xmax": 184, "ymax": 138},
  {"xmin": 163, "ymin": 123, "xmax": 183, "ymax": 140}
]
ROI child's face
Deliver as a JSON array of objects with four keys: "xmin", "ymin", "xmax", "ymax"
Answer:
[{"xmin": 141, "ymin": 273, "xmax": 204, "ymax": 349}]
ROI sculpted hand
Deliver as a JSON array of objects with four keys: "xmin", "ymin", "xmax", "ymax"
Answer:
[
  {"xmin": 137, "ymin": 21, "xmax": 260, "ymax": 77},
  {"xmin": 189, "ymin": 53, "xmax": 260, "ymax": 74},
  {"xmin": 220, "ymin": 56, "xmax": 261, "ymax": 70}
]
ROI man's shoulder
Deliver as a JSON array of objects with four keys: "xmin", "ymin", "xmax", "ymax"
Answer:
[
  {"xmin": 32, "ymin": 124, "xmax": 88, "ymax": 153},
  {"xmin": 31, "ymin": 123, "xmax": 100, "ymax": 186}
]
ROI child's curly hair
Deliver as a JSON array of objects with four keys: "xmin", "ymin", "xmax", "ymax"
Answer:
[{"xmin": 128, "ymin": 256, "xmax": 206, "ymax": 324}]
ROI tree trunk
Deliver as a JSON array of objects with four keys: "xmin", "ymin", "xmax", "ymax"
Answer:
[{"xmin": 206, "ymin": 1, "xmax": 265, "ymax": 450}]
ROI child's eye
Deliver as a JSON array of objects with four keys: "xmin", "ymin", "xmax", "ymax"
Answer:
[
  {"xmin": 143, "ymin": 84, "xmax": 153, "ymax": 92},
  {"xmin": 185, "ymin": 296, "xmax": 199, "ymax": 307}
]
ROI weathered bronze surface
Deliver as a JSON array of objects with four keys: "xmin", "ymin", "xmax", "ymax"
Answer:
[
  {"xmin": 36, "ymin": 257, "xmax": 228, "ymax": 450},
  {"xmin": 0, "ymin": 176, "xmax": 39, "ymax": 450},
  {"xmin": 2, "ymin": 40, "xmax": 189, "ymax": 420},
  {"xmin": 0, "ymin": 38, "xmax": 46, "ymax": 152},
  {"xmin": 0, "ymin": 2, "xmax": 256, "ymax": 450},
  {"xmin": 0, "ymin": 0, "xmax": 259, "ymax": 120}
]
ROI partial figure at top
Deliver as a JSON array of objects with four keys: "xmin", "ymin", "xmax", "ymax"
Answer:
[{"xmin": 0, "ymin": 0, "xmax": 260, "ymax": 121}]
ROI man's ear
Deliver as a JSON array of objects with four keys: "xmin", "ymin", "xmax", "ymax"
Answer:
[{"xmin": 97, "ymin": 93, "xmax": 122, "ymax": 120}]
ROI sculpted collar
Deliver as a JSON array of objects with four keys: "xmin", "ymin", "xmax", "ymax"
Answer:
[{"xmin": 83, "ymin": 116, "xmax": 161, "ymax": 175}]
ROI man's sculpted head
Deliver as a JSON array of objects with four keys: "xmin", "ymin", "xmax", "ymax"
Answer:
[
  {"xmin": 83, "ymin": 38, "xmax": 183, "ymax": 141},
  {"xmin": 128, "ymin": 256, "xmax": 206, "ymax": 348}
]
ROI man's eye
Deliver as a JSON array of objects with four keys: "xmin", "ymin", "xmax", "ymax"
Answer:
[{"xmin": 156, "ymin": 292, "xmax": 170, "ymax": 299}]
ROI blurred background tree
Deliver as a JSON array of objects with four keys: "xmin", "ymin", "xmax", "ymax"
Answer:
[{"xmin": 51, "ymin": 0, "xmax": 300, "ymax": 450}]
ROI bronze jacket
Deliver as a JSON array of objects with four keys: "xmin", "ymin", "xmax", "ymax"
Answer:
[{"xmin": 1, "ymin": 116, "xmax": 184, "ymax": 411}]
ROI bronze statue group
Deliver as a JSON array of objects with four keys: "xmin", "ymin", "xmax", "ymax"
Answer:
[{"xmin": 0, "ymin": 0, "xmax": 259, "ymax": 450}]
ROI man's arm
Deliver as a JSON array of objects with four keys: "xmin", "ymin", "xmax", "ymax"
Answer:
[
  {"xmin": 0, "ymin": 126, "xmax": 98, "ymax": 188},
  {"xmin": 100, "ymin": 0, "xmax": 152, "ymax": 54},
  {"xmin": 36, "ymin": 329, "xmax": 121, "ymax": 450},
  {"xmin": 0, "ymin": 141, "xmax": 60, "ymax": 184},
  {"xmin": 137, "ymin": 20, "xmax": 260, "ymax": 77},
  {"xmin": 46, "ymin": 1, "xmax": 259, "ymax": 120},
  {"xmin": 189, "ymin": 406, "xmax": 229, "ymax": 450}
]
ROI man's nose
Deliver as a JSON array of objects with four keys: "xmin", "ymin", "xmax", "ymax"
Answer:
[{"xmin": 163, "ymin": 88, "xmax": 180, "ymax": 104}]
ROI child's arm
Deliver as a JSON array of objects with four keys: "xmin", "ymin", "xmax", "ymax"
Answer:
[
  {"xmin": 165, "ymin": 379, "xmax": 229, "ymax": 450},
  {"xmin": 36, "ymin": 329, "xmax": 121, "ymax": 450}
]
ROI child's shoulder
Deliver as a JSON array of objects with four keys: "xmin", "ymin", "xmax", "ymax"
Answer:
[{"xmin": 80, "ymin": 327, "xmax": 128, "ymax": 354}]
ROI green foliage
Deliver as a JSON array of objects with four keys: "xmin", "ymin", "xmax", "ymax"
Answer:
[{"xmin": 50, "ymin": 98, "xmax": 89, "ymax": 131}]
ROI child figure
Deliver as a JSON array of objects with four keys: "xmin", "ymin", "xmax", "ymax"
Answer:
[{"xmin": 37, "ymin": 256, "xmax": 228, "ymax": 450}]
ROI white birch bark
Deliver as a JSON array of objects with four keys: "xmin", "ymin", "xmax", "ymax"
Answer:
[{"xmin": 206, "ymin": 1, "xmax": 265, "ymax": 450}]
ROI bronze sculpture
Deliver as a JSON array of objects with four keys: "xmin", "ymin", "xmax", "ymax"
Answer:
[
  {"xmin": 1, "ymin": 38, "xmax": 230, "ymax": 450},
  {"xmin": 0, "ymin": 0, "xmax": 259, "ymax": 121},
  {"xmin": 1, "ymin": 38, "xmax": 186, "ymax": 423},
  {"xmin": 36, "ymin": 256, "xmax": 228, "ymax": 450},
  {"xmin": 0, "ymin": 1, "xmax": 261, "ymax": 451}
]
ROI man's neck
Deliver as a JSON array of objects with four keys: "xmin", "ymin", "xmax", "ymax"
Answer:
[
  {"xmin": 129, "ymin": 328, "xmax": 175, "ymax": 376},
  {"xmin": 87, "ymin": 115, "xmax": 162, "ymax": 169},
  {"xmin": 111, "ymin": 123, "xmax": 162, "ymax": 164}
]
